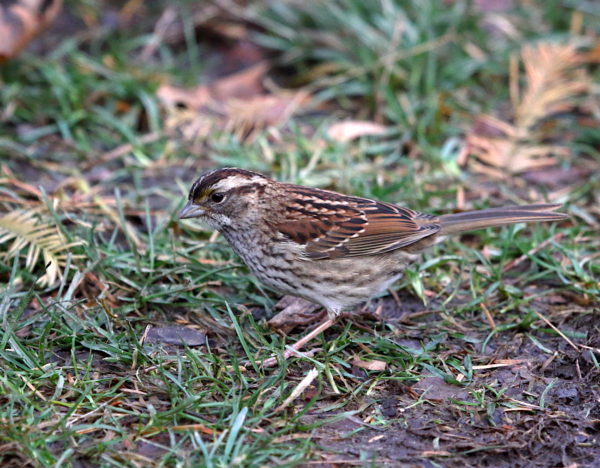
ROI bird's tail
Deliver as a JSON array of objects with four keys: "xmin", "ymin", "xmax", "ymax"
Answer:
[{"xmin": 438, "ymin": 203, "xmax": 568, "ymax": 236}]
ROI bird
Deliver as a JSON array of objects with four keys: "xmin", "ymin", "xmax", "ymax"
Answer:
[{"xmin": 179, "ymin": 167, "xmax": 568, "ymax": 366}]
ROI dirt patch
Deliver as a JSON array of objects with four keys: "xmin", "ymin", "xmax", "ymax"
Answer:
[{"xmin": 297, "ymin": 295, "xmax": 600, "ymax": 467}]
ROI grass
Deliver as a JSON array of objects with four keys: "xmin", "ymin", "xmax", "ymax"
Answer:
[{"xmin": 1, "ymin": 0, "xmax": 599, "ymax": 466}]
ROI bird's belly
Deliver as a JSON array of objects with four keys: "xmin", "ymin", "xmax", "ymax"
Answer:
[
  {"xmin": 224, "ymin": 229, "xmax": 417, "ymax": 312},
  {"xmin": 256, "ymin": 254, "xmax": 413, "ymax": 313},
  {"xmin": 289, "ymin": 254, "xmax": 412, "ymax": 312}
]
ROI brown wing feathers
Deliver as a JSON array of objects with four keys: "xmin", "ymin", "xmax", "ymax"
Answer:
[
  {"xmin": 274, "ymin": 185, "xmax": 566, "ymax": 260},
  {"xmin": 340, "ymin": 201, "xmax": 439, "ymax": 257},
  {"xmin": 275, "ymin": 187, "xmax": 440, "ymax": 259}
]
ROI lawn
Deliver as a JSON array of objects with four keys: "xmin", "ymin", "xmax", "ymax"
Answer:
[{"xmin": 0, "ymin": 0, "xmax": 599, "ymax": 466}]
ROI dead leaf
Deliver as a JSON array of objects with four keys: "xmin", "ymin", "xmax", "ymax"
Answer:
[
  {"xmin": 171, "ymin": 424, "xmax": 215, "ymax": 435},
  {"xmin": 225, "ymin": 91, "xmax": 310, "ymax": 139},
  {"xmin": 79, "ymin": 271, "xmax": 119, "ymax": 309},
  {"xmin": 422, "ymin": 450, "xmax": 452, "ymax": 457},
  {"xmin": 351, "ymin": 357, "xmax": 387, "ymax": 371},
  {"xmin": 0, "ymin": 0, "xmax": 62, "ymax": 62},
  {"xmin": 158, "ymin": 62, "xmax": 310, "ymax": 142},
  {"xmin": 585, "ymin": 41, "xmax": 600, "ymax": 63},
  {"xmin": 412, "ymin": 376, "xmax": 469, "ymax": 401},
  {"xmin": 464, "ymin": 115, "xmax": 564, "ymax": 173},
  {"xmin": 522, "ymin": 165, "xmax": 590, "ymax": 188},
  {"xmin": 158, "ymin": 62, "xmax": 268, "ymax": 110},
  {"xmin": 139, "ymin": 7, "xmax": 178, "ymax": 61},
  {"xmin": 327, "ymin": 120, "xmax": 387, "ymax": 143},
  {"xmin": 145, "ymin": 325, "xmax": 207, "ymax": 346}
]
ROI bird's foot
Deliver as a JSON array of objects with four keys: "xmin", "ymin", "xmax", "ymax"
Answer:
[{"xmin": 268, "ymin": 296, "xmax": 324, "ymax": 334}]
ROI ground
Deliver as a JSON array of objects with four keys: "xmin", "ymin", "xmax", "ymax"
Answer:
[{"xmin": 0, "ymin": 1, "xmax": 599, "ymax": 467}]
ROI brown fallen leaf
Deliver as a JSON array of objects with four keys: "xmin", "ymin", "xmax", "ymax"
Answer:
[
  {"xmin": 351, "ymin": 357, "xmax": 387, "ymax": 371},
  {"xmin": 517, "ymin": 43, "xmax": 589, "ymax": 129},
  {"xmin": 0, "ymin": 0, "xmax": 62, "ymax": 62},
  {"xmin": 145, "ymin": 325, "xmax": 207, "ymax": 347},
  {"xmin": 80, "ymin": 271, "xmax": 119, "ymax": 309},
  {"xmin": 157, "ymin": 62, "xmax": 268, "ymax": 110},
  {"xmin": 327, "ymin": 120, "xmax": 387, "ymax": 143},
  {"xmin": 225, "ymin": 91, "xmax": 310, "ymax": 140},
  {"xmin": 522, "ymin": 165, "xmax": 590, "ymax": 189},
  {"xmin": 422, "ymin": 450, "xmax": 452, "ymax": 457},
  {"xmin": 158, "ymin": 62, "xmax": 310, "ymax": 142},
  {"xmin": 412, "ymin": 376, "xmax": 469, "ymax": 401},
  {"xmin": 463, "ymin": 114, "xmax": 565, "ymax": 176},
  {"xmin": 585, "ymin": 41, "xmax": 600, "ymax": 63}
]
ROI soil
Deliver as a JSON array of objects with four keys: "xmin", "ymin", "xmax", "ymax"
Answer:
[{"xmin": 295, "ymin": 295, "xmax": 600, "ymax": 467}]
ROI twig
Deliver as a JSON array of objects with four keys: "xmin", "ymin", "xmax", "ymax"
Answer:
[
  {"xmin": 140, "ymin": 7, "xmax": 178, "ymax": 61},
  {"xmin": 503, "ymin": 232, "xmax": 564, "ymax": 272},
  {"xmin": 534, "ymin": 310, "xmax": 579, "ymax": 351},
  {"xmin": 81, "ymin": 132, "xmax": 162, "ymax": 171},
  {"xmin": 481, "ymin": 302, "xmax": 496, "ymax": 329},
  {"xmin": 540, "ymin": 351, "xmax": 558, "ymax": 372}
]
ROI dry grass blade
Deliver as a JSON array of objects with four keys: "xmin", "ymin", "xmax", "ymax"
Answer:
[
  {"xmin": 274, "ymin": 367, "xmax": 319, "ymax": 413},
  {"xmin": 463, "ymin": 42, "xmax": 592, "ymax": 177},
  {"xmin": 0, "ymin": 210, "xmax": 84, "ymax": 286}
]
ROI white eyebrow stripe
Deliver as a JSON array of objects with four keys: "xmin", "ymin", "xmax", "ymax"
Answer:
[{"xmin": 212, "ymin": 175, "xmax": 268, "ymax": 192}]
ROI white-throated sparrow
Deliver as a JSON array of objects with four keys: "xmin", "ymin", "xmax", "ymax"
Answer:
[{"xmin": 180, "ymin": 168, "xmax": 567, "ymax": 365}]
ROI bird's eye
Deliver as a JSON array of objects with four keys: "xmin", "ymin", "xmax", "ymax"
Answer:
[{"xmin": 211, "ymin": 192, "xmax": 225, "ymax": 203}]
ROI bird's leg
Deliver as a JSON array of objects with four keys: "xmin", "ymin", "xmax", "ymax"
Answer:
[
  {"xmin": 282, "ymin": 317, "xmax": 336, "ymax": 354},
  {"xmin": 258, "ymin": 311, "xmax": 338, "ymax": 368}
]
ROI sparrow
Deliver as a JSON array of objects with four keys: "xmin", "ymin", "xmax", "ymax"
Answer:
[{"xmin": 179, "ymin": 167, "xmax": 567, "ymax": 365}]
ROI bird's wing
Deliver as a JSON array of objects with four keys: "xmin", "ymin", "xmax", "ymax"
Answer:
[{"xmin": 273, "ymin": 186, "xmax": 440, "ymax": 259}]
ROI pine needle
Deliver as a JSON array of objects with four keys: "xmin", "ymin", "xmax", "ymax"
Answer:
[
  {"xmin": 0, "ymin": 210, "xmax": 84, "ymax": 287},
  {"xmin": 463, "ymin": 42, "xmax": 592, "ymax": 177}
]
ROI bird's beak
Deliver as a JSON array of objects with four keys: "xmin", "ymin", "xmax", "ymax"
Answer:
[{"xmin": 179, "ymin": 201, "xmax": 205, "ymax": 219}]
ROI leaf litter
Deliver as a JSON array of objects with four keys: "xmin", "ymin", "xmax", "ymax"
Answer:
[
  {"xmin": 0, "ymin": 0, "xmax": 62, "ymax": 62},
  {"xmin": 158, "ymin": 61, "xmax": 311, "ymax": 143}
]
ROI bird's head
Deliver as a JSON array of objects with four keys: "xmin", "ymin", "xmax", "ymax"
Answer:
[{"xmin": 179, "ymin": 168, "xmax": 270, "ymax": 230}]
